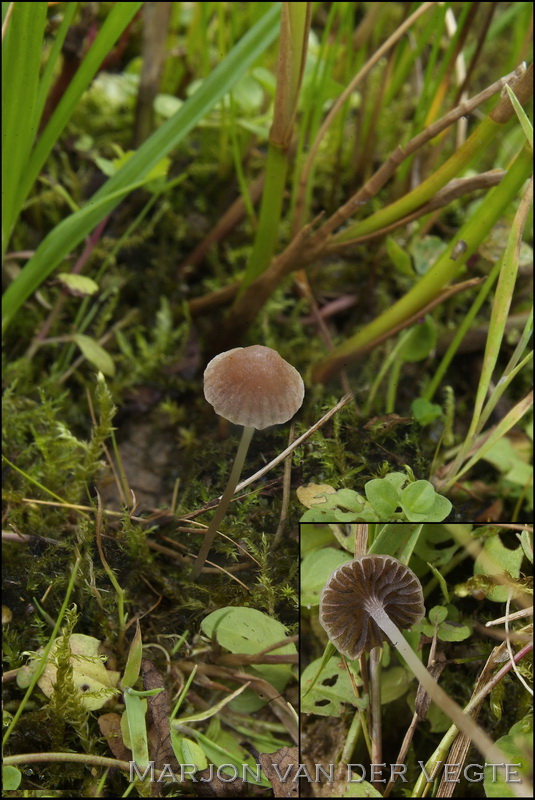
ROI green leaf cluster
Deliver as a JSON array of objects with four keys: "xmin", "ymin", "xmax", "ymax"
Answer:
[{"xmin": 299, "ymin": 471, "xmax": 452, "ymax": 523}]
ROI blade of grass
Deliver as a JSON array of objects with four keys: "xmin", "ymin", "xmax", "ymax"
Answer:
[
  {"xmin": 239, "ymin": 2, "xmax": 311, "ymax": 290},
  {"xmin": 7, "ymin": 3, "xmax": 142, "ymax": 256},
  {"xmin": 466, "ymin": 177, "xmax": 533, "ymax": 439},
  {"xmin": 2, "ymin": 3, "xmax": 282, "ymax": 332},
  {"xmin": 442, "ymin": 390, "xmax": 533, "ymax": 491},
  {"xmin": 2, "ymin": 2, "xmax": 47, "ymax": 253},
  {"xmin": 34, "ymin": 3, "xmax": 79, "ymax": 126}
]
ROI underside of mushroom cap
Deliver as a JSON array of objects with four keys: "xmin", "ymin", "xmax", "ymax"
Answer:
[
  {"xmin": 320, "ymin": 555, "xmax": 425, "ymax": 661},
  {"xmin": 203, "ymin": 345, "xmax": 305, "ymax": 430}
]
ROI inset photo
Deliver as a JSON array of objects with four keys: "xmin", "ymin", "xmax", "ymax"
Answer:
[{"xmin": 300, "ymin": 522, "xmax": 533, "ymax": 798}]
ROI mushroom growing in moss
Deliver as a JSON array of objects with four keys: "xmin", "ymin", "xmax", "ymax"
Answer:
[{"xmin": 190, "ymin": 345, "xmax": 304, "ymax": 580}]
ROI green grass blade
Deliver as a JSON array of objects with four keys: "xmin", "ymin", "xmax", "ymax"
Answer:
[
  {"xmin": 13, "ymin": 2, "xmax": 143, "ymax": 235},
  {"xmin": 2, "ymin": 2, "xmax": 47, "ymax": 254},
  {"xmin": 447, "ymin": 390, "xmax": 533, "ymax": 488},
  {"xmin": 34, "ymin": 3, "xmax": 80, "ymax": 126},
  {"xmin": 2, "ymin": 3, "xmax": 282, "ymax": 332}
]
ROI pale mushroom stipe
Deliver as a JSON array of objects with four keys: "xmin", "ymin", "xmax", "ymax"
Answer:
[
  {"xmin": 320, "ymin": 555, "xmax": 509, "ymax": 769},
  {"xmin": 190, "ymin": 345, "xmax": 304, "ymax": 580}
]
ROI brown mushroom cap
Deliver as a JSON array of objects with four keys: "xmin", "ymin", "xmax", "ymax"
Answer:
[
  {"xmin": 319, "ymin": 555, "xmax": 425, "ymax": 660},
  {"xmin": 203, "ymin": 345, "xmax": 305, "ymax": 430}
]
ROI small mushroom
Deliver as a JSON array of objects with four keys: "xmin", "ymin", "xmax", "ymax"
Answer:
[
  {"xmin": 190, "ymin": 345, "xmax": 304, "ymax": 580},
  {"xmin": 320, "ymin": 554, "xmax": 508, "ymax": 767}
]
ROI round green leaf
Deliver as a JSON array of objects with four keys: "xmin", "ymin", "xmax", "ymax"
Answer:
[
  {"xmin": 200, "ymin": 607, "xmax": 296, "ymax": 712},
  {"xmin": 2, "ymin": 766, "xmax": 22, "ymax": 791},
  {"xmin": 400, "ymin": 480, "xmax": 435, "ymax": 514},
  {"xmin": 411, "ymin": 397, "xmax": 443, "ymax": 426},
  {"xmin": 365, "ymin": 479, "xmax": 400, "ymax": 518},
  {"xmin": 401, "ymin": 316, "xmax": 436, "ymax": 362}
]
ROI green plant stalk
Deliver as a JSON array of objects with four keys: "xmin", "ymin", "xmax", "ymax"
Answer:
[
  {"xmin": 2, "ymin": 556, "xmax": 81, "ymax": 746},
  {"xmin": 239, "ymin": 2, "xmax": 311, "ymax": 290},
  {"xmin": 340, "ymin": 707, "xmax": 365, "ymax": 766},
  {"xmin": 2, "ymin": 3, "xmax": 282, "ymax": 332},
  {"xmin": 423, "ymin": 260, "xmax": 502, "ymax": 401},
  {"xmin": 190, "ymin": 425, "xmax": 255, "ymax": 580},
  {"xmin": 313, "ymin": 144, "xmax": 532, "ymax": 383},
  {"xmin": 369, "ymin": 647, "xmax": 383, "ymax": 778},
  {"xmin": 333, "ymin": 112, "xmax": 508, "ymax": 245},
  {"xmin": 240, "ymin": 144, "xmax": 289, "ymax": 287},
  {"xmin": 363, "ymin": 334, "xmax": 403, "ymax": 415}
]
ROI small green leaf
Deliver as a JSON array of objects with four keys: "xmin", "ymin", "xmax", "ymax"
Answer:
[
  {"xmin": 172, "ymin": 735, "xmax": 207, "ymax": 771},
  {"xmin": 505, "ymin": 84, "xmax": 533, "ymax": 149},
  {"xmin": 483, "ymin": 718, "xmax": 533, "ymax": 796},
  {"xmin": 123, "ymin": 691, "xmax": 149, "ymax": 769},
  {"xmin": 365, "ymin": 479, "xmax": 400, "ymax": 518},
  {"xmin": 435, "ymin": 622, "xmax": 471, "ymax": 642},
  {"xmin": 411, "ymin": 397, "xmax": 443, "ymax": 426},
  {"xmin": 400, "ymin": 481, "xmax": 452, "ymax": 522},
  {"xmin": 301, "ymin": 657, "xmax": 365, "ymax": 716},
  {"xmin": 474, "ymin": 534, "xmax": 524, "ymax": 602},
  {"xmin": 410, "ymin": 235, "xmax": 447, "ymax": 275},
  {"xmin": 426, "ymin": 560, "xmax": 450, "ymax": 602},
  {"xmin": 425, "ymin": 494, "xmax": 453, "ymax": 522},
  {"xmin": 72, "ymin": 333, "xmax": 115, "ymax": 376},
  {"xmin": 121, "ymin": 621, "xmax": 142, "ymax": 689},
  {"xmin": 2, "ymin": 766, "xmax": 22, "ymax": 791},
  {"xmin": 428, "ymin": 605, "xmax": 448, "ymax": 625},
  {"xmin": 56, "ymin": 273, "xmax": 99, "ymax": 296},
  {"xmin": 400, "ymin": 316, "xmax": 436, "ymax": 362},
  {"xmin": 380, "ymin": 666, "xmax": 412, "ymax": 704},
  {"xmin": 386, "ymin": 236, "xmax": 413, "ymax": 276},
  {"xmin": 329, "ymin": 488, "xmax": 363, "ymax": 511},
  {"xmin": 300, "ymin": 522, "xmax": 336, "ymax": 557},
  {"xmin": 400, "ymin": 480, "xmax": 435, "ymax": 513}
]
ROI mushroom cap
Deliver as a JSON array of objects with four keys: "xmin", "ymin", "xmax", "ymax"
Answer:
[
  {"xmin": 203, "ymin": 345, "xmax": 305, "ymax": 430},
  {"xmin": 319, "ymin": 554, "xmax": 424, "ymax": 660}
]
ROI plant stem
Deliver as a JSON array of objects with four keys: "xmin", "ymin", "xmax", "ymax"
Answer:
[
  {"xmin": 369, "ymin": 647, "xmax": 383, "ymax": 786},
  {"xmin": 370, "ymin": 603, "xmax": 507, "ymax": 768},
  {"xmin": 190, "ymin": 425, "xmax": 255, "ymax": 580}
]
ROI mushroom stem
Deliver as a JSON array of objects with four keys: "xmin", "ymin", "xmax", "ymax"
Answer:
[
  {"xmin": 368, "ymin": 601, "xmax": 507, "ymax": 768},
  {"xmin": 190, "ymin": 425, "xmax": 255, "ymax": 580}
]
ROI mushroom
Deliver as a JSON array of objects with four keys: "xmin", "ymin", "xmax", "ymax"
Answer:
[
  {"xmin": 320, "ymin": 554, "xmax": 507, "ymax": 767},
  {"xmin": 190, "ymin": 345, "xmax": 304, "ymax": 580}
]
